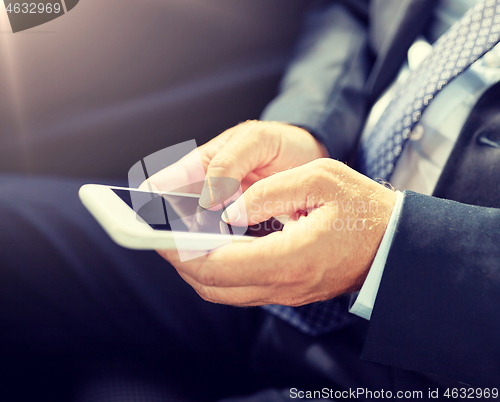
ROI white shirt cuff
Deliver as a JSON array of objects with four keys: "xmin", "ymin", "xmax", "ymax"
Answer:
[{"xmin": 349, "ymin": 191, "xmax": 405, "ymax": 320}]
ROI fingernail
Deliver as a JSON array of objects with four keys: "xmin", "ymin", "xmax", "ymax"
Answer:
[
  {"xmin": 222, "ymin": 203, "xmax": 240, "ymax": 224},
  {"xmin": 199, "ymin": 185, "xmax": 221, "ymax": 209}
]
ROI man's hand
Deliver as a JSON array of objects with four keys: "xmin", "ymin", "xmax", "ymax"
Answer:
[
  {"xmin": 158, "ymin": 159, "xmax": 397, "ymax": 307},
  {"xmin": 143, "ymin": 120, "xmax": 328, "ymax": 206}
]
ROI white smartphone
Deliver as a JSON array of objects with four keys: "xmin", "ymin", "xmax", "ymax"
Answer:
[{"xmin": 79, "ymin": 184, "xmax": 283, "ymax": 250}]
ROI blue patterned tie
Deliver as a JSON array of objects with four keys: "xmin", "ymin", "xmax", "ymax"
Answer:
[{"xmin": 359, "ymin": 0, "xmax": 500, "ymax": 181}]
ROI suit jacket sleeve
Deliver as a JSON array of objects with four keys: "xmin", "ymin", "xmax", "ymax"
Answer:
[
  {"xmin": 260, "ymin": 0, "xmax": 373, "ymax": 161},
  {"xmin": 362, "ymin": 191, "xmax": 500, "ymax": 387}
]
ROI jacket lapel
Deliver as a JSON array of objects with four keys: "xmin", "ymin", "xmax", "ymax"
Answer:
[
  {"xmin": 432, "ymin": 81, "xmax": 500, "ymax": 208},
  {"xmin": 365, "ymin": 0, "xmax": 436, "ymax": 102}
]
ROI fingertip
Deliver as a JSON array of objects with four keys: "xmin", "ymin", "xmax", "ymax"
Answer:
[
  {"xmin": 199, "ymin": 177, "xmax": 242, "ymax": 209},
  {"xmin": 199, "ymin": 186, "xmax": 219, "ymax": 209},
  {"xmin": 222, "ymin": 202, "xmax": 241, "ymax": 225}
]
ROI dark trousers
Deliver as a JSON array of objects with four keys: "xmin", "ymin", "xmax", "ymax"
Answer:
[{"xmin": 0, "ymin": 175, "xmax": 460, "ymax": 402}]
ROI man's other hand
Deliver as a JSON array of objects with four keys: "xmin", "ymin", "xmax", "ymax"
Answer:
[
  {"xmin": 142, "ymin": 121, "xmax": 328, "ymax": 206},
  {"xmin": 158, "ymin": 159, "xmax": 396, "ymax": 307}
]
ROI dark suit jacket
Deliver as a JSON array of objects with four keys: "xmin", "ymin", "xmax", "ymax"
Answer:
[{"xmin": 262, "ymin": 0, "xmax": 500, "ymax": 387}]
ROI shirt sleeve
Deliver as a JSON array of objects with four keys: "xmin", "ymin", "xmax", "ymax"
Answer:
[{"xmin": 349, "ymin": 191, "xmax": 404, "ymax": 320}]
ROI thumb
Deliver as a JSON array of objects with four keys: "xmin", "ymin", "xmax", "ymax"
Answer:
[
  {"xmin": 199, "ymin": 176, "xmax": 242, "ymax": 211},
  {"xmin": 199, "ymin": 122, "xmax": 279, "ymax": 208},
  {"xmin": 224, "ymin": 164, "xmax": 327, "ymax": 226}
]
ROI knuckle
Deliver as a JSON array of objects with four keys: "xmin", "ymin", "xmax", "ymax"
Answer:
[
  {"xmin": 276, "ymin": 295, "xmax": 307, "ymax": 307},
  {"xmin": 300, "ymin": 171, "xmax": 326, "ymax": 196},
  {"xmin": 238, "ymin": 120, "xmax": 275, "ymax": 141},
  {"xmin": 209, "ymin": 153, "xmax": 237, "ymax": 176},
  {"xmin": 235, "ymin": 120, "xmax": 263, "ymax": 136},
  {"xmin": 312, "ymin": 157, "xmax": 340, "ymax": 173},
  {"xmin": 247, "ymin": 123, "xmax": 273, "ymax": 146},
  {"xmin": 239, "ymin": 119, "xmax": 259, "ymax": 128},
  {"xmin": 302, "ymin": 159, "xmax": 340, "ymax": 195},
  {"xmin": 195, "ymin": 267, "xmax": 217, "ymax": 287}
]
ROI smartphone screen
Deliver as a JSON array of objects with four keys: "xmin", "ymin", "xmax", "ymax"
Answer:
[{"xmin": 112, "ymin": 188, "xmax": 283, "ymax": 237}]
